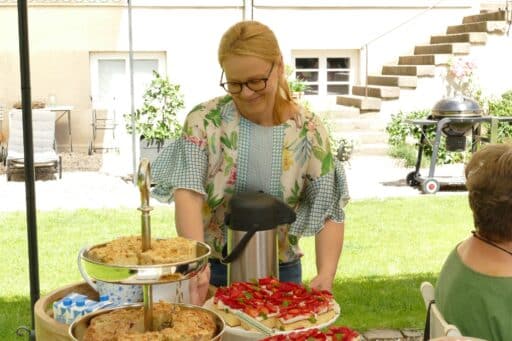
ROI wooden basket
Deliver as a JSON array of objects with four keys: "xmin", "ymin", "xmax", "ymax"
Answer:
[
  {"xmin": 34, "ymin": 281, "xmax": 98, "ymax": 341},
  {"xmin": 35, "ymin": 282, "xmax": 217, "ymax": 340}
]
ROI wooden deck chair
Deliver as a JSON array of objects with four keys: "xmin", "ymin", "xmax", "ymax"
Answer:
[
  {"xmin": 421, "ymin": 281, "xmax": 463, "ymax": 340},
  {"xmin": 5, "ymin": 109, "xmax": 62, "ymax": 181}
]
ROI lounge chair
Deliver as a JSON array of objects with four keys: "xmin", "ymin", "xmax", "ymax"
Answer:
[{"xmin": 5, "ymin": 109, "xmax": 62, "ymax": 181}]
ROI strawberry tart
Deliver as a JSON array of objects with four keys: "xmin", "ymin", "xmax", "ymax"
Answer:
[
  {"xmin": 260, "ymin": 325, "xmax": 360, "ymax": 340},
  {"xmin": 212, "ymin": 277, "xmax": 338, "ymax": 332}
]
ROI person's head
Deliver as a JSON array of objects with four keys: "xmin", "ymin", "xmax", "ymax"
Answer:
[
  {"xmin": 465, "ymin": 143, "xmax": 512, "ymax": 242},
  {"xmin": 218, "ymin": 20, "xmax": 296, "ymax": 125}
]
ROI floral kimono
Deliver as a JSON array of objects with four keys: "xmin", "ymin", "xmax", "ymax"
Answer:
[{"xmin": 151, "ymin": 96, "xmax": 349, "ymax": 262}]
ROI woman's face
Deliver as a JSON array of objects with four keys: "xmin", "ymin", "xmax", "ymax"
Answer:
[{"xmin": 221, "ymin": 55, "xmax": 279, "ymax": 126}]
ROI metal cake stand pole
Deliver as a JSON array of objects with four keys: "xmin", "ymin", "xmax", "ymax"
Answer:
[{"xmin": 137, "ymin": 159, "xmax": 154, "ymax": 331}]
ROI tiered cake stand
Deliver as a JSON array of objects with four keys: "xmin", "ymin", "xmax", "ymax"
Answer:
[{"xmin": 69, "ymin": 160, "xmax": 225, "ymax": 340}]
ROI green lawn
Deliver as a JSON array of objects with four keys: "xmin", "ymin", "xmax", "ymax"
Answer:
[{"xmin": 0, "ymin": 195, "xmax": 472, "ymax": 339}]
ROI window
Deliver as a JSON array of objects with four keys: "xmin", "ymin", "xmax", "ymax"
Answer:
[
  {"xmin": 295, "ymin": 58, "xmax": 319, "ymax": 95},
  {"xmin": 293, "ymin": 55, "xmax": 352, "ymax": 97},
  {"xmin": 326, "ymin": 57, "xmax": 350, "ymax": 95}
]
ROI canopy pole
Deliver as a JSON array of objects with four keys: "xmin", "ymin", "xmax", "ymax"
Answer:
[
  {"xmin": 17, "ymin": 0, "xmax": 40, "ymax": 339},
  {"xmin": 128, "ymin": 0, "xmax": 137, "ymax": 183}
]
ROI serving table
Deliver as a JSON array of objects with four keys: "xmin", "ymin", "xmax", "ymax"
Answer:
[{"xmin": 47, "ymin": 105, "xmax": 74, "ymax": 152}]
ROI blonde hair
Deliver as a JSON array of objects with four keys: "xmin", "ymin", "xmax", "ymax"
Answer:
[
  {"xmin": 218, "ymin": 20, "xmax": 297, "ymax": 124},
  {"xmin": 465, "ymin": 143, "xmax": 512, "ymax": 241}
]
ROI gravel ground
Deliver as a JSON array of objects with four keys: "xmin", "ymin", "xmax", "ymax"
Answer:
[
  {"xmin": 0, "ymin": 153, "xmax": 467, "ymax": 212},
  {"xmin": 0, "ymin": 152, "xmax": 103, "ymax": 177},
  {"xmin": 0, "ymin": 152, "xmax": 143, "ymax": 211}
]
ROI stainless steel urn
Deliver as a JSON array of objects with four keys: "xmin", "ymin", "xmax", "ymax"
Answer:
[{"xmin": 222, "ymin": 192, "xmax": 296, "ymax": 285}]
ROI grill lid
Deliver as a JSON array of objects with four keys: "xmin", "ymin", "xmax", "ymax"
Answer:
[{"xmin": 432, "ymin": 96, "xmax": 482, "ymax": 118}]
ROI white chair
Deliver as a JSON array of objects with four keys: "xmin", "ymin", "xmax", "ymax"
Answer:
[
  {"xmin": 5, "ymin": 109, "xmax": 62, "ymax": 181},
  {"xmin": 420, "ymin": 281, "xmax": 463, "ymax": 339}
]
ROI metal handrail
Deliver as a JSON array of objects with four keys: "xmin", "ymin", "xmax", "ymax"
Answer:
[
  {"xmin": 360, "ymin": 0, "xmax": 446, "ymax": 97},
  {"xmin": 506, "ymin": 0, "xmax": 512, "ymax": 35}
]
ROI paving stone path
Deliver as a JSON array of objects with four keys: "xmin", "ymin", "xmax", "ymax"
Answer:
[
  {"xmin": 362, "ymin": 328, "xmax": 423, "ymax": 340},
  {"xmin": 0, "ymin": 152, "xmax": 467, "ymax": 211}
]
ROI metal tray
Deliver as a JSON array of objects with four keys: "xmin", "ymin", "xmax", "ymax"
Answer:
[
  {"xmin": 80, "ymin": 240, "xmax": 211, "ymax": 285},
  {"xmin": 69, "ymin": 303, "xmax": 225, "ymax": 341}
]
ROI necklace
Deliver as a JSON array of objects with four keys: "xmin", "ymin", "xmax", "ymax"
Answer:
[{"xmin": 471, "ymin": 230, "xmax": 512, "ymax": 256}]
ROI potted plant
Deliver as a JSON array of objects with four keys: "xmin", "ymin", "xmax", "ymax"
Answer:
[
  {"xmin": 125, "ymin": 70, "xmax": 185, "ymax": 163},
  {"xmin": 289, "ymin": 78, "xmax": 309, "ymax": 100},
  {"xmin": 332, "ymin": 136, "xmax": 354, "ymax": 163},
  {"xmin": 320, "ymin": 116, "xmax": 354, "ymax": 163},
  {"xmin": 285, "ymin": 65, "xmax": 309, "ymax": 100}
]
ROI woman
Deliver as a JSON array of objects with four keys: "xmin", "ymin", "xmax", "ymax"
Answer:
[
  {"xmin": 152, "ymin": 20, "xmax": 349, "ymax": 301},
  {"xmin": 435, "ymin": 143, "xmax": 512, "ymax": 341}
]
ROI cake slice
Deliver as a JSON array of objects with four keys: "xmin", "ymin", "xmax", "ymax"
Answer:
[
  {"xmin": 138, "ymin": 237, "xmax": 196, "ymax": 264},
  {"xmin": 212, "ymin": 277, "xmax": 338, "ymax": 333}
]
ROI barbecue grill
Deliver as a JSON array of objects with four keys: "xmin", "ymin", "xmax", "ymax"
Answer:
[
  {"xmin": 431, "ymin": 97, "xmax": 483, "ymax": 151},
  {"xmin": 405, "ymin": 96, "xmax": 512, "ymax": 194}
]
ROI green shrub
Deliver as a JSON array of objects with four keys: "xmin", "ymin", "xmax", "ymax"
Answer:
[
  {"xmin": 386, "ymin": 110, "xmax": 428, "ymax": 147},
  {"xmin": 385, "ymin": 109, "xmax": 467, "ymax": 165},
  {"xmin": 485, "ymin": 90, "xmax": 512, "ymax": 143},
  {"xmin": 388, "ymin": 144, "xmax": 423, "ymax": 168}
]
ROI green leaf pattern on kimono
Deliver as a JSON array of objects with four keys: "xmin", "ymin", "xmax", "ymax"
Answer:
[
  {"xmin": 223, "ymin": 155, "xmax": 235, "ymax": 176},
  {"xmin": 220, "ymin": 131, "xmax": 237, "ymax": 150},
  {"xmin": 205, "ymin": 182, "xmax": 223, "ymax": 210},
  {"xmin": 204, "ymin": 108, "xmax": 221, "ymax": 128},
  {"xmin": 286, "ymin": 180, "xmax": 301, "ymax": 206},
  {"xmin": 208, "ymin": 134, "xmax": 217, "ymax": 155},
  {"xmin": 321, "ymin": 151, "xmax": 334, "ymax": 176}
]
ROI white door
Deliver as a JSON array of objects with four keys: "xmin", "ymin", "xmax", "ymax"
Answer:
[
  {"xmin": 89, "ymin": 52, "xmax": 166, "ymax": 174},
  {"xmin": 90, "ymin": 52, "xmax": 166, "ymax": 110}
]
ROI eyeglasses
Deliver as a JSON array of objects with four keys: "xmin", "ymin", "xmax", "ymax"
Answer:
[{"xmin": 219, "ymin": 63, "xmax": 275, "ymax": 94}]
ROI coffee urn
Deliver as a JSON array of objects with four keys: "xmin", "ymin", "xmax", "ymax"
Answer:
[{"xmin": 222, "ymin": 192, "xmax": 296, "ymax": 285}]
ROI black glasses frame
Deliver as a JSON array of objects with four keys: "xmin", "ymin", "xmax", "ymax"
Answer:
[{"xmin": 219, "ymin": 62, "xmax": 275, "ymax": 94}]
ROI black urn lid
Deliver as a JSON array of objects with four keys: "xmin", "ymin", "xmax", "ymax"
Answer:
[{"xmin": 225, "ymin": 192, "xmax": 296, "ymax": 232}]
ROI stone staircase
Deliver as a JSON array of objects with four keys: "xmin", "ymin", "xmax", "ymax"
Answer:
[{"xmin": 330, "ymin": 7, "xmax": 510, "ymax": 156}]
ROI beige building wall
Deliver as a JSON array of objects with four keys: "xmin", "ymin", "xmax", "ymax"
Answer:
[
  {"xmin": 5, "ymin": 0, "xmax": 508, "ymax": 175},
  {"xmin": 0, "ymin": 4, "xmax": 125, "ymax": 151},
  {"xmin": 0, "ymin": 2, "xmax": 244, "ymax": 154}
]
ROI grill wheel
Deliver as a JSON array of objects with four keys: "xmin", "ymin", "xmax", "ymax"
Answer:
[{"xmin": 421, "ymin": 178, "xmax": 440, "ymax": 195}]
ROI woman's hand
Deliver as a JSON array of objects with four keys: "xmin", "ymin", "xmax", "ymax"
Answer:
[
  {"xmin": 189, "ymin": 264, "xmax": 211, "ymax": 306},
  {"xmin": 309, "ymin": 273, "xmax": 334, "ymax": 292},
  {"xmin": 313, "ymin": 219, "xmax": 344, "ymax": 293}
]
